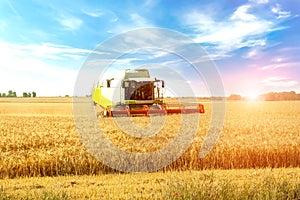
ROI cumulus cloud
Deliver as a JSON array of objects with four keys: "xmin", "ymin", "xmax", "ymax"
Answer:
[
  {"xmin": 181, "ymin": 2, "xmax": 291, "ymax": 58},
  {"xmin": 230, "ymin": 5, "xmax": 256, "ymax": 21},
  {"xmin": 182, "ymin": 7, "xmax": 270, "ymax": 56}
]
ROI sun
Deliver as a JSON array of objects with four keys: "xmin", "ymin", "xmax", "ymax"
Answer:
[{"xmin": 245, "ymin": 92, "xmax": 259, "ymax": 100}]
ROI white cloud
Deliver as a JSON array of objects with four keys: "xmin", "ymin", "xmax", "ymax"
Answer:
[
  {"xmin": 149, "ymin": 51, "xmax": 170, "ymax": 59},
  {"xmin": 193, "ymin": 19, "xmax": 270, "ymax": 52},
  {"xmin": 239, "ymin": 39, "xmax": 266, "ymax": 48},
  {"xmin": 244, "ymin": 49, "xmax": 258, "ymax": 58},
  {"xmin": 130, "ymin": 13, "xmax": 150, "ymax": 27},
  {"xmin": 0, "ymin": 41, "xmax": 91, "ymax": 96},
  {"xmin": 260, "ymin": 62, "xmax": 299, "ymax": 70},
  {"xmin": 181, "ymin": 2, "xmax": 291, "ymax": 57},
  {"xmin": 142, "ymin": 0, "xmax": 158, "ymax": 8},
  {"xmin": 0, "ymin": 60, "xmax": 78, "ymax": 97},
  {"xmin": 261, "ymin": 77, "xmax": 298, "ymax": 87},
  {"xmin": 82, "ymin": 9, "xmax": 118, "ymax": 22},
  {"xmin": 0, "ymin": 42, "xmax": 90, "ymax": 60},
  {"xmin": 277, "ymin": 46, "xmax": 300, "ymax": 53},
  {"xmin": 82, "ymin": 9, "xmax": 104, "ymax": 18},
  {"xmin": 58, "ymin": 15, "xmax": 83, "ymax": 31},
  {"xmin": 249, "ymin": 0, "xmax": 269, "ymax": 4},
  {"xmin": 272, "ymin": 4, "xmax": 291, "ymax": 19},
  {"xmin": 230, "ymin": 5, "xmax": 256, "ymax": 21},
  {"xmin": 201, "ymin": 53, "xmax": 231, "ymax": 61},
  {"xmin": 182, "ymin": 11, "xmax": 214, "ymax": 32},
  {"xmin": 108, "ymin": 13, "xmax": 153, "ymax": 34}
]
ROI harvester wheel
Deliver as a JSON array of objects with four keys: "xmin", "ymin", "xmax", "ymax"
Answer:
[
  {"xmin": 105, "ymin": 106, "xmax": 112, "ymax": 117},
  {"xmin": 125, "ymin": 105, "xmax": 130, "ymax": 116},
  {"xmin": 179, "ymin": 104, "xmax": 185, "ymax": 113},
  {"xmin": 198, "ymin": 104, "xmax": 205, "ymax": 113},
  {"xmin": 143, "ymin": 105, "xmax": 149, "ymax": 116}
]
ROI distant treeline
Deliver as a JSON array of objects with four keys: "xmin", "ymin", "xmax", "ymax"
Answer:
[
  {"xmin": 227, "ymin": 91, "xmax": 300, "ymax": 101},
  {"xmin": 259, "ymin": 91, "xmax": 300, "ymax": 101},
  {"xmin": 0, "ymin": 90, "xmax": 37, "ymax": 97}
]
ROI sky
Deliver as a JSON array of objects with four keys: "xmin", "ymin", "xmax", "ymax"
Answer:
[{"xmin": 0, "ymin": 0, "xmax": 299, "ymax": 97}]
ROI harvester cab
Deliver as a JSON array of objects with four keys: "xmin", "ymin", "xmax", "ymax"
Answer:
[
  {"xmin": 92, "ymin": 69, "xmax": 204, "ymax": 117},
  {"xmin": 121, "ymin": 69, "xmax": 164, "ymax": 105}
]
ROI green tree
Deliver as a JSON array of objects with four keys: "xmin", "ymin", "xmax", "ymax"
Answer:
[
  {"xmin": 23, "ymin": 92, "xmax": 28, "ymax": 97},
  {"xmin": 227, "ymin": 94, "xmax": 242, "ymax": 101},
  {"xmin": 7, "ymin": 90, "xmax": 17, "ymax": 97},
  {"xmin": 2, "ymin": 93, "xmax": 6, "ymax": 97},
  {"xmin": 32, "ymin": 91, "xmax": 36, "ymax": 97},
  {"xmin": 8, "ymin": 90, "xmax": 13, "ymax": 97},
  {"xmin": 28, "ymin": 92, "xmax": 31, "ymax": 97}
]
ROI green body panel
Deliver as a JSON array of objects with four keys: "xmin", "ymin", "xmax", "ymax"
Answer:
[
  {"xmin": 92, "ymin": 87, "xmax": 114, "ymax": 109},
  {"xmin": 92, "ymin": 87, "xmax": 144, "ymax": 108}
]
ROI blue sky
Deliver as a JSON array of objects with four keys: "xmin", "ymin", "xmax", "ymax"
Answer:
[{"xmin": 0, "ymin": 0, "xmax": 299, "ymax": 97}]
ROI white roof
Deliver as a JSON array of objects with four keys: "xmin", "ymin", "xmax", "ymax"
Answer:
[{"xmin": 127, "ymin": 77, "xmax": 156, "ymax": 82}]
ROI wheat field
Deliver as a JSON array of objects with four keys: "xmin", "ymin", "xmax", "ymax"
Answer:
[
  {"xmin": 0, "ymin": 98, "xmax": 299, "ymax": 199},
  {"xmin": 0, "ymin": 98, "xmax": 299, "ymax": 178}
]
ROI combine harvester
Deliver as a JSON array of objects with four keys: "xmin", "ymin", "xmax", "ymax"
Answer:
[{"xmin": 92, "ymin": 69, "xmax": 204, "ymax": 117}]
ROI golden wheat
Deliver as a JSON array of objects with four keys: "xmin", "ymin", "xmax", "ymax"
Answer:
[{"xmin": 0, "ymin": 98, "xmax": 299, "ymax": 178}]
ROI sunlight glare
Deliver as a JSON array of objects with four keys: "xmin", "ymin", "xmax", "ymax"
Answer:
[{"xmin": 245, "ymin": 92, "xmax": 259, "ymax": 100}]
